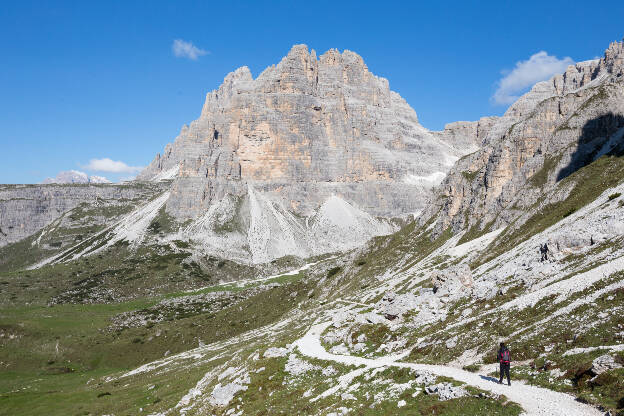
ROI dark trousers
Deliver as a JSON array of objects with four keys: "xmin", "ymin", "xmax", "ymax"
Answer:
[{"xmin": 499, "ymin": 362, "xmax": 511, "ymax": 384}]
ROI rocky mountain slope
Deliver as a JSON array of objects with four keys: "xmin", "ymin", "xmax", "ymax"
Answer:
[
  {"xmin": 0, "ymin": 182, "xmax": 162, "ymax": 248},
  {"xmin": 2, "ymin": 39, "xmax": 624, "ymax": 416},
  {"xmin": 422, "ymin": 40, "xmax": 624, "ymax": 244}
]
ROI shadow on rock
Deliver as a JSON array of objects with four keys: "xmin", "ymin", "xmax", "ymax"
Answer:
[{"xmin": 557, "ymin": 112, "xmax": 624, "ymax": 181}]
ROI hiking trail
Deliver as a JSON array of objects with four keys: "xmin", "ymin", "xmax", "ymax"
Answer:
[{"xmin": 294, "ymin": 322, "xmax": 602, "ymax": 416}]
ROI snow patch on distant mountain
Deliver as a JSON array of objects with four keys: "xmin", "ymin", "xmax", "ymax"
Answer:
[{"xmin": 43, "ymin": 170, "xmax": 111, "ymax": 184}]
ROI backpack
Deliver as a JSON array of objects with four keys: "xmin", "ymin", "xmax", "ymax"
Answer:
[{"xmin": 501, "ymin": 349, "xmax": 510, "ymax": 363}]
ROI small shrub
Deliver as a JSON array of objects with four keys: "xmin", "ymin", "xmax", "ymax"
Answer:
[
  {"xmin": 591, "ymin": 371, "xmax": 617, "ymax": 386},
  {"xmin": 462, "ymin": 364, "xmax": 480, "ymax": 373},
  {"xmin": 608, "ymin": 192, "xmax": 622, "ymax": 201},
  {"xmin": 147, "ymin": 220, "xmax": 161, "ymax": 234},
  {"xmin": 326, "ymin": 267, "xmax": 342, "ymax": 278},
  {"xmin": 173, "ymin": 240, "xmax": 190, "ymax": 249},
  {"xmin": 46, "ymin": 366, "xmax": 74, "ymax": 374}
]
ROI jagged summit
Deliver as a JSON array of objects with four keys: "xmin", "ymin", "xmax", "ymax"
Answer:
[
  {"xmin": 133, "ymin": 44, "xmax": 484, "ymax": 262},
  {"xmin": 138, "ymin": 44, "xmax": 479, "ymax": 212}
]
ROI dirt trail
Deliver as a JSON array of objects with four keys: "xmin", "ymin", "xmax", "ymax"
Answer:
[{"xmin": 294, "ymin": 322, "xmax": 602, "ymax": 416}]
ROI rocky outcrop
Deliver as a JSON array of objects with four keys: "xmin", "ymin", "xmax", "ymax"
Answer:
[
  {"xmin": 430, "ymin": 264, "xmax": 474, "ymax": 295},
  {"xmin": 421, "ymin": 39, "xmax": 624, "ymax": 237},
  {"xmin": 139, "ymin": 45, "xmax": 478, "ymax": 220},
  {"xmin": 591, "ymin": 354, "xmax": 622, "ymax": 376},
  {"xmin": 433, "ymin": 117, "xmax": 499, "ymax": 154}
]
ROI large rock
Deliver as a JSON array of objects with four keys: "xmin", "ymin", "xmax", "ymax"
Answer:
[
  {"xmin": 424, "ymin": 383, "xmax": 467, "ymax": 400},
  {"xmin": 591, "ymin": 354, "xmax": 622, "ymax": 375},
  {"xmin": 376, "ymin": 291, "xmax": 420, "ymax": 319},
  {"xmin": 430, "ymin": 264, "xmax": 474, "ymax": 295}
]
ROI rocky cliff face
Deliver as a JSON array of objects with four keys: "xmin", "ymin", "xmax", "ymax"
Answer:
[
  {"xmin": 0, "ymin": 183, "xmax": 162, "ymax": 248},
  {"xmin": 421, "ymin": 39, "xmax": 624, "ymax": 237},
  {"xmin": 130, "ymin": 45, "xmax": 485, "ymax": 263},
  {"xmin": 139, "ymin": 45, "xmax": 476, "ymax": 220},
  {"xmin": 433, "ymin": 117, "xmax": 499, "ymax": 156}
]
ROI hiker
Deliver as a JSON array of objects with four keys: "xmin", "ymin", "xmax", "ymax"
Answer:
[
  {"xmin": 497, "ymin": 342, "xmax": 511, "ymax": 385},
  {"xmin": 540, "ymin": 243, "xmax": 549, "ymax": 262},
  {"xmin": 591, "ymin": 235, "xmax": 594, "ymax": 246}
]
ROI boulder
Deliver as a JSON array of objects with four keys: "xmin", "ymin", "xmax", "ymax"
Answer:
[
  {"xmin": 591, "ymin": 354, "xmax": 622, "ymax": 375},
  {"xmin": 424, "ymin": 383, "xmax": 467, "ymax": 400},
  {"xmin": 375, "ymin": 292, "xmax": 420, "ymax": 320},
  {"xmin": 430, "ymin": 264, "xmax": 474, "ymax": 295}
]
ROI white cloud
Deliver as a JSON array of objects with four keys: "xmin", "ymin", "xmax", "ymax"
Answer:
[
  {"xmin": 172, "ymin": 39, "xmax": 208, "ymax": 60},
  {"xmin": 83, "ymin": 158, "xmax": 143, "ymax": 174},
  {"xmin": 492, "ymin": 51, "xmax": 574, "ymax": 105}
]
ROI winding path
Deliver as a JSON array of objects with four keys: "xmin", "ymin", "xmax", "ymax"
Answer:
[{"xmin": 294, "ymin": 322, "xmax": 602, "ymax": 416}]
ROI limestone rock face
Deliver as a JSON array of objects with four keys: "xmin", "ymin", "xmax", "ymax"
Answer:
[
  {"xmin": 421, "ymin": 39, "xmax": 624, "ymax": 237},
  {"xmin": 139, "ymin": 45, "xmax": 476, "ymax": 220},
  {"xmin": 433, "ymin": 117, "xmax": 499, "ymax": 154},
  {"xmin": 0, "ymin": 184, "xmax": 160, "ymax": 248},
  {"xmin": 130, "ymin": 45, "xmax": 484, "ymax": 263}
]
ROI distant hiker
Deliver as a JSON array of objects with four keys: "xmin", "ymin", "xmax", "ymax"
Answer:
[
  {"xmin": 498, "ymin": 342, "xmax": 511, "ymax": 386},
  {"xmin": 591, "ymin": 236, "xmax": 595, "ymax": 246},
  {"xmin": 540, "ymin": 243, "xmax": 549, "ymax": 262}
]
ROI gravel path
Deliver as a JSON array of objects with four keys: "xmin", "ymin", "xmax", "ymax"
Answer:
[{"xmin": 295, "ymin": 322, "xmax": 602, "ymax": 416}]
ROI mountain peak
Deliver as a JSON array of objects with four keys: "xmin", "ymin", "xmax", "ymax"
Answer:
[{"xmin": 136, "ymin": 43, "xmax": 484, "ymax": 262}]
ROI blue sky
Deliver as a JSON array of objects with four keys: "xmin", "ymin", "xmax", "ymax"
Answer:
[{"xmin": 1, "ymin": 0, "xmax": 622, "ymax": 183}]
